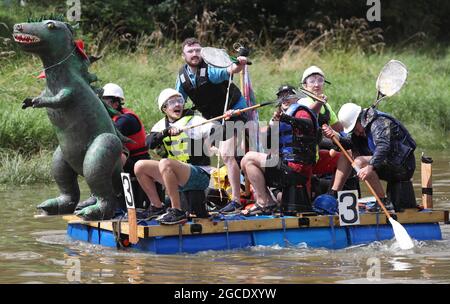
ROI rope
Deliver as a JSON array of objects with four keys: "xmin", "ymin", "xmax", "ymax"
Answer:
[
  {"xmin": 178, "ymin": 224, "xmax": 183, "ymax": 253},
  {"xmin": 221, "ymin": 71, "xmax": 233, "ymax": 125},
  {"xmin": 37, "ymin": 45, "xmax": 77, "ymax": 76},
  {"xmin": 375, "ymin": 212, "xmax": 380, "ymax": 241},
  {"xmin": 329, "ymin": 215, "xmax": 336, "ymax": 248},
  {"xmin": 281, "ymin": 217, "xmax": 289, "ymax": 247},
  {"xmin": 97, "ymin": 222, "xmax": 101, "ymax": 245},
  {"xmin": 224, "ymin": 219, "xmax": 230, "ymax": 250}
]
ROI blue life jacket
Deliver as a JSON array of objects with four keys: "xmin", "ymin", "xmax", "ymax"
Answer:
[
  {"xmin": 365, "ymin": 110, "xmax": 416, "ymax": 166},
  {"xmin": 279, "ymin": 103, "xmax": 320, "ymax": 164}
]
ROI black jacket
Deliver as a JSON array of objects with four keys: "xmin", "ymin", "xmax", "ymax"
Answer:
[{"xmin": 360, "ymin": 108, "xmax": 416, "ymax": 169}]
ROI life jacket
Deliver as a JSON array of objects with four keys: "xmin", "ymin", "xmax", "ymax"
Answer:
[
  {"xmin": 112, "ymin": 108, "xmax": 148, "ymax": 157},
  {"xmin": 162, "ymin": 115, "xmax": 211, "ymax": 166},
  {"xmin": 279, "ymin": 103, "xmax": 320, "ymax": 164},
  {"xmin": 318, "ymin": 103, "xmax": 331, "ymax": 127},
  {"xmin": 178, "ymin": 61, "xmax": 242, "ymax": 119},
  {"xmin": 299, "ymin": 96, "xmax": 330, "ymax": 126},
  {"xmin": 364, "ymin": 109, "xmax": 416, "ymax": 166}
]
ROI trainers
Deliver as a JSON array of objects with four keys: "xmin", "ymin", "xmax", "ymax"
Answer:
[
  {"xmin": 140, "ymin": 205, "xmax": 166, "ymax": 220},
  {"xmin": 157, "ymin": 208, "xmax": 188, "ymax": 225},
  {"xmin": 366, "ymin": 198, "xmax": 394, "ymax": 212},
  {"xmin": 242, "ymin": 202, "xmax": 278, "ymax": 216},
  {"xmin": 219, "ymin": 200, "xmax": 242, "ymax": 214}
]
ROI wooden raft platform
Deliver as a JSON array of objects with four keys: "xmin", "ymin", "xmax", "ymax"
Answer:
[{"xmin": 63, "ymin": 209, "xmax": 449, "ymax": 239}]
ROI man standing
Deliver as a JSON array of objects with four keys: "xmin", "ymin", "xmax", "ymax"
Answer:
[{"xmin": 175, "ymin": 38, "xmax": 248, "ymax": 213}]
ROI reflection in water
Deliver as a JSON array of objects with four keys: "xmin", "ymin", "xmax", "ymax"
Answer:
[{"xmin": 0, "ymin": 152, "xmax": 449, "ymax": 283}]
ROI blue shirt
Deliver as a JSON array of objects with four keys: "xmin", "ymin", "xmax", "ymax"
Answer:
[{"xmin": 176, "ymin": 64, "xmax": 247, "ymax": 110}]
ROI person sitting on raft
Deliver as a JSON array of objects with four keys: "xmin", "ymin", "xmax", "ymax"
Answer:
[
  {"xmin": 101, "ymin": 83, "xmax": 151, "ymax": 208},
  {"xmin": 134, "ymin": 88, "xmax": 213, "ymax": 225},
  {"xmin": 324, "ymin": 103, "xmax": 417, "ymax": 211},
  {"xmin": 239, "ymin": 87, "xmax": 321, "ymax": 215}
]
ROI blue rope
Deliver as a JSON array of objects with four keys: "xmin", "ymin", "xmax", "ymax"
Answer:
[
  {"xmin": 375, "ymin": 212, "xmax": 380, "ymax": 241},
  {"xmin": 281, "ymin": 217, "xmax": 289, "ymax": 247},
  {"xmin": 329, "ymin": 215, "xmax": 336, "ymax": 248},
  {"xmin": 178, "ymin": 224, "xmax": 183, "ymax": 253},
  {"xmin": 224, "ymin": 219, "xmax": 230, "ymax": 250}
]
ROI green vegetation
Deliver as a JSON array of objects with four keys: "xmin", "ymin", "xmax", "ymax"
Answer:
[
  {"xmin": 1, "ymin": 46, "xmax": 449, "ymax": 154},
  {"xmin": 0, "ymin": 149, "xmax": 52, "ymax": 184},
  {"xmin": 0, "ymin": 1, "xmax": 449, "ymax": 184}
]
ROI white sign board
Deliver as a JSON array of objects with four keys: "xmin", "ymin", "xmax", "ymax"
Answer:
[
  {"xmin": 121, "ymin": 173, "xmax": 135, "ymax": 209},
  {"xmin": 338, "ymin": 190, "xmax": 360, "ymax": 226}
]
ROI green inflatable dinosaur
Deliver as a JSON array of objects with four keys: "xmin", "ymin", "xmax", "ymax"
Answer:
[{"xmin": 13, "ymin": 20, "xmax": 124, "ymax": 220}]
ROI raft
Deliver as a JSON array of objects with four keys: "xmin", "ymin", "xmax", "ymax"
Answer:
[{"xmin": 64, "ymin": 208, "xmax": 449, "ymax": 254}]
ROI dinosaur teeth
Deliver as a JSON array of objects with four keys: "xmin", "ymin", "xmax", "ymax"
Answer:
[{"xmin": 13, "ymin": 33, "xmax": 40, "ymax": 44}]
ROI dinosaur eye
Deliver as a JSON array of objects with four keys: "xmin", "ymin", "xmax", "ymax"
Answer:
[{"xmin": 47, "ymin": 22, "xmax": 56, "ymax": 29}]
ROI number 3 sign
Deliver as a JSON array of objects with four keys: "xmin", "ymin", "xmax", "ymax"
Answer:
[
  {"xmin": 121, "ymin": 173, "xmax": 135, "ymax": 209},
  {"xmin": 338, "ymin": 190, "xmax": 360, "ymax": 226}
]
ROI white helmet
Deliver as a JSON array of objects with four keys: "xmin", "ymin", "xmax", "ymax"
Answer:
[
  {"xmin": 338, "ymin": 103, "xmax": 362, "ymax": 133},
  {"xmin": 158, "ymin": 88, "xmax": 183, "ymax": 111},
  {"xmin": 102, "ymin": 83, "xmax": 124, "ymax": 100},
  {"xmin": 301, "ymin": 65, "xmax": 325, "ymax": 84}
]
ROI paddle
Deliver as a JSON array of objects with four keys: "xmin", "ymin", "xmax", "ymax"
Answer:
[
  {"xmin": 297, "ymin": 88, "xmax": 328, "ymax": 104},
  {"xmin": 329, "ymin": 133, "xmax": 414, "ymax": 250},
  {"xmin": 179, "ymin": 101, "xmax": 275, "ymax": 132},
  {"xmin": 200, "ymin": 47, "xmax": 252, "ymax": 68},
  {"xmin": 373, "ymin": 60, "xmax": 407, "ymax": 107},
  {"xmin": 201, "ymin": 46, "xmax": 253, "ymax": 122}
]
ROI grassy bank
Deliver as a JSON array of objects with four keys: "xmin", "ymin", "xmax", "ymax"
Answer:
[
  {"xmin": 1, "ymin": 47, "xmax": 449, "ymax": 184},
  {"xmin": 2, "ymin": 47, "xmax": 449, "ymax": 148},
  {"xmin": 0, "ymin": 149, "xmax": 52, "ymax": 184}
]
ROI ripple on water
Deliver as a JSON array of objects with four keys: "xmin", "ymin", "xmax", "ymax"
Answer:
[
  {"xmin": 32, "ymin": 230, "xmax": 72, "ymax": 245},
  {"xmin": 19, "ymin": 271, "xmax": 65, "ymax": 277},
  {"xmin": 0, "ymin": 251, "xmax": 42, "ymax": 260}
]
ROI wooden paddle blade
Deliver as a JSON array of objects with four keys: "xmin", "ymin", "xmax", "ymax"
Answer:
[
  {"xmin": 127, "ymin": 208, "xmax": 139, "ymax": 244},
  {"xmin": 389, "ymin": 217, "xmax": 414, "ymax": 250}
]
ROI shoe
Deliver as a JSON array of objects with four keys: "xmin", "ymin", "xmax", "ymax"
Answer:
[
  {"xmin": 157, "ymin": 208, "xmax": 188, "ymax": 225},
  {"xmin": 366, "ymin": 198, "xmax": 394, "ymax": 212},
  {"xmin": 140, "ymin": 205, "xmax": 166, "ymax": 220},
  {"xmin": 219, "ymin": 200, "xmax": 243, "ymax": 214},
  {"xmin": 242, "ymin": 202, "xmax": 278, "ymax": 216}
]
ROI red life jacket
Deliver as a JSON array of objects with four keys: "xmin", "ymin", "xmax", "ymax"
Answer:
[{"xmin": 112, "ymin": 108, "xmax": 148, "ymax": 157}]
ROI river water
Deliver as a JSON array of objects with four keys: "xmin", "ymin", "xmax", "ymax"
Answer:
[{"xmin": 0, "ymin": 151, "xmax": 449, "ymax": 284}]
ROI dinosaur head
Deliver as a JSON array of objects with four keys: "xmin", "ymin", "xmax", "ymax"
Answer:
[{"xmin": 13, "ymin": 20, "xmax": 75, "ymax": 63}]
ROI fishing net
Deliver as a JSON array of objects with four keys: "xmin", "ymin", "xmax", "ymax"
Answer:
[
  {"xmin": 376, "ymin": 60, "xmax": 408, "ymax": 97},
  {"xmin": 201, "ymin": 47, "xmax": 233, "ymax": 68}
]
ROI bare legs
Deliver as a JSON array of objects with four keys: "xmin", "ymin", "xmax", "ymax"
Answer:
[
  {"xmin": 134, "ymin": 159, "xmax": 191, "ymax": 210},
  {"xmin": 331, "ymin": 154, "xmax": 385, "ymax": 197},
  {"xmin": 219, "ymin": 137, "xmax": 242, "ymax": 202},
  {"xmin": 240, "ymin": 151, "xmax": 274, "ymax": 207}
]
